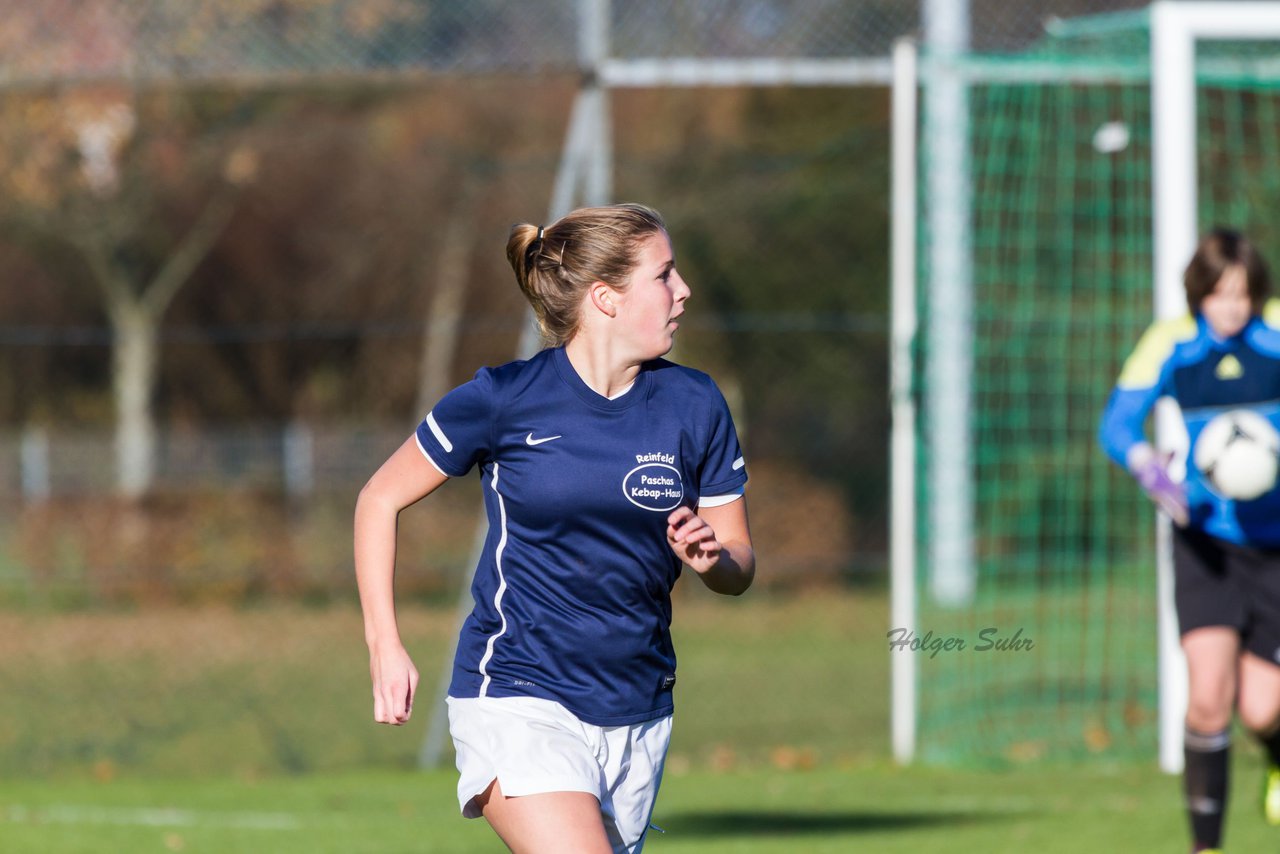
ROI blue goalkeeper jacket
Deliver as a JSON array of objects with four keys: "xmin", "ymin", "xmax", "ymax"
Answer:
[{"xmin": 1099, "ymin": 308, "xmax": 1280, "ymax": 546}]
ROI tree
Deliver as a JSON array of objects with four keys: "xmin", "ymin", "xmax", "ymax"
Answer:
[{"xmin": 0, "ymin": 84, "xmax": 256, "ymax": 498}]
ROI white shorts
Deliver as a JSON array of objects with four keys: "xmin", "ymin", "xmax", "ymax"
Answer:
[{"xmin": 447, "ymin": 695, "xmax": 672, "ymax": 854}]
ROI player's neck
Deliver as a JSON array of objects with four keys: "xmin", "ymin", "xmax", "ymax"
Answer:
[{"xmin": 563, "ymin": 335, "xmax": 640, "ymax": 399}]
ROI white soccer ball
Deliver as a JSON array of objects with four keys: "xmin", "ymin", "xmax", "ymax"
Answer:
[
  {"xmin": 1092, "ymin": 120, "xmax": 1130, "ymax": 154},
  {"xmin": 1193, "ymin": 409, "xmax": 1280, "ymax": 500}
]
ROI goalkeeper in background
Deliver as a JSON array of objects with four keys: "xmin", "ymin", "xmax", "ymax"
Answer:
[{"xmin": 1100, "ymin": 229, "xmax": 1280, "ymax": 854}]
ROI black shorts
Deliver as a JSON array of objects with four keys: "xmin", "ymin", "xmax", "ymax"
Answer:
[{"xmin": 1174, "ymin": 526, "xmax": 1280, "ymax": 663}]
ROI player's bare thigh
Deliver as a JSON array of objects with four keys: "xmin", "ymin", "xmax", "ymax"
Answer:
[
  {"xmin": 476, "ymin": 777, "xmax": 614, "ymax": 854},
  {"xmin": 1182, "ymin": 626, "xmax": 1239, "ymax": 732},
  {"xmin": 1239, "ymin": 650, "xmax": 1280, "ymax": 735}
]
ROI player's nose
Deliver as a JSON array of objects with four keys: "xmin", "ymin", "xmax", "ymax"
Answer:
[{"xmin": 674, "ymin": 272, "xmax": 691, "ymax": 301}]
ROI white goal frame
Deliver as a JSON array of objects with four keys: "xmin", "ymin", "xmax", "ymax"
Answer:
[{"xmin": 891, "ymin": 1, "xmax": 1280, "ymax": 771}]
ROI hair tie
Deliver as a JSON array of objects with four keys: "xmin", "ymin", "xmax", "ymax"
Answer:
[{"xmin": 536, "ymin": 226, "xmax": 545, "ymax": 242}]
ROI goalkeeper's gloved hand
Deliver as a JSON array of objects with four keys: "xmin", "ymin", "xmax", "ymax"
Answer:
[{"xmin": 1126, "ymin": 443, "xmax": 1188, "ymax": 527}]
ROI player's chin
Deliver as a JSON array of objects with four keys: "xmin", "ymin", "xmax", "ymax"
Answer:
[
  {"xmin": 1212, "ymin": 317, "xmax": 1248, "ymax": 338},
  {"xmin": 648, "ymin": 335, "xmax": 676, "ymax": 360}
]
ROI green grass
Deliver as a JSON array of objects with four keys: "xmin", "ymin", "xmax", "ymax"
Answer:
[
  {"xmin": 0, "ymin": 584, "xmax": 1275, "ymax": 851},
  {"xmin": 0, "ymin": 582, "xmax": 884, "ymax": 778},
  {"xmin": 2, "ymin": 761, "xmax": 1278, "ymax": 852}
]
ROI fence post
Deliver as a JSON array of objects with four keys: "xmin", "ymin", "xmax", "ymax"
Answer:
[
  {"xmin": 20, "ymin": 425, "xmax": 51, "ymax": 503},
  {"xmin": 284, "ymin": 421, "xmax": 314, "ymax": 497}
]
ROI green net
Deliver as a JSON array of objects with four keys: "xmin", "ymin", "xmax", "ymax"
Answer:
[{"xmin": 912, "ymin": 19, "xmax": 1280, "ymax": 765}]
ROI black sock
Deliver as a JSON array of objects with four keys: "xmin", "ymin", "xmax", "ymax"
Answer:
[
  {"xmin": 1184, "ymin": 727, "xmax": 1230, "ymax": 850},
  {"xmin": 1260, "ymin": 726, "xmax": 1280, "ymax": 769}
]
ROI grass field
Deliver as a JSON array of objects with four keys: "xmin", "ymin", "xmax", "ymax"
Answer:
[
  {"xmin": 1, "ymin": 584, "xmax": 1277, "ymax": 851},
  {"xmin": 4, "ymin": 760, "xmax": 1278, "ymax": 851}
]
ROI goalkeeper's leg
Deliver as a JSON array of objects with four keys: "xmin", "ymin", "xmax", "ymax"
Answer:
[
  {"xmin": 1182, "ymin": 628, "xmax": 1239, "ymax": 853},
  {"xmin": 1238, "ymin": 545, "xmax": 1280, "ymax": 829},
  {"xmin": 1239, "ymin": 651, "xmax": 1280, "ymax": 826}
]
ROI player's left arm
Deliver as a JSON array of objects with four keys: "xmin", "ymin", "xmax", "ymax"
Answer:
[{"xmin": 667, "ymin": 498, "xmax": 755, "ymax": 595}]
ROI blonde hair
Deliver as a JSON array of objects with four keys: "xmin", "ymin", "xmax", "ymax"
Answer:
[{"xmin": 506, "ymin": 203, "xmax": 667, "ymax": 346}]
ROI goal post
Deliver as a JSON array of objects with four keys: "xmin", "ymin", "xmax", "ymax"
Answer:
[
  {"xmin": 889, "ymin": 37, "xmax": 919, "ymax": 765},
  {"xmin": 895, "ymin": 1, "xmax": 1280, "ymax": 769}
]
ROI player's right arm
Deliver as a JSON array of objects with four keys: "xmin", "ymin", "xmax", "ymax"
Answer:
[
  {"xmin": 354, "ymin": 436, "xmax": 449, "ymax": 725},
  {"xmin": 356, "ymin": 371, "xmax": 494, "ymax": 725},
  {"xmin": 1098, "ymin": 316, "xmax": 1196, "ymax": 525},
  {"xmin": 1098, "ymin": 316, "xmax": 1194, "ymax": 465}
]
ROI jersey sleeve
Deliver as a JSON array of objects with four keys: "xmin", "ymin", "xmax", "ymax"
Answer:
[
  {"xmin": 698, "ymin": 384, "xmax": 748, "ymax": 497},
  {"xmin": 1097, "ymin": 316, "xmax": 1194, "ymax": 466},
  {"xmin": 414, "ymin": 369, "xmax": 495, "ymax": 477}
]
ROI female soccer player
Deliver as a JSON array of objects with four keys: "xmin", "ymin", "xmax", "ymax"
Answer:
[
  {"xmin": 1100, "ymin": 229, "xmax": 1280, "ymax": 854},
  {"xmin": 355, "ymin": 203, "xmax": 754, "ymax": 853}
]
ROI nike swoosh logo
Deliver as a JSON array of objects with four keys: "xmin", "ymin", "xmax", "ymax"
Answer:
[{"xmin": 525, "ymin": 433, "xmax": 562, "ymax": 446}]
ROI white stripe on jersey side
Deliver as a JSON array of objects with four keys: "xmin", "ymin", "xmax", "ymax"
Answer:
[
  {"xmin": 413, "ymin": 433, "xmax": 449, "ymax": 477},
  {"xmin": 426, "ymin": 411, "xmax": 453, "ymax": 452},
  {"xmin": 477, "ymin": 463, "xmax": 509, "ymax": 696},
  {"xmin": 732, "ymin": 456, "xmax": 745, "ymax": 471},
  {"xmin": 698, "ymin": 490, "xmax": 743, "ymax": 508}
]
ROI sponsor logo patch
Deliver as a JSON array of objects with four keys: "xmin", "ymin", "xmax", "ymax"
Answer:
[
  {"xmin": 1216, "ymin": 354, "xmax": 1244, "ymax": 380},
  {"xmin": 623, "ymin": 458, "xmax": 684, "ymax": 511}
]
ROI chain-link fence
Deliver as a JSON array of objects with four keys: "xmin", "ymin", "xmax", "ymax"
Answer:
[
  {"xmin": 0, "ymin": 0, "xmax": 1152, "ymax": 85},
  {"xmin": 0, "ymin": 78, "xmax": 889, "ymax": 593}
]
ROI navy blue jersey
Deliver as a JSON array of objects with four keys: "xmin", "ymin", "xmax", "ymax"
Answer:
[
  {"xmin": 1099, "ymin": 313, "xmax": 1280, "ymax": 545},
  {"xmin": 416, "ymin": 346, "xmax": 748, "ymax": 726}
]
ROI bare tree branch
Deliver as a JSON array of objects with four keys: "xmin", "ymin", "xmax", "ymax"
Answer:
[
  {"xmin": 70, "ymin": 228, "xmax": 136, "ymax": 310},
  {"xmin": 141, "ymin": 186, "xmax": 239, "ymax": 316}
]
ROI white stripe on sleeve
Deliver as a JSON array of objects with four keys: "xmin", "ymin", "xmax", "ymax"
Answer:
[
  {"xmin": 426, "ymin": 411, "xmax": 453, "ymax": 453},
  {"xmin": 414, "ymin": 433, "xmax": 450, "ymax": 477},
  {"xmin": 698, "ymin": 490, "xmax": 744, "ymax": 508}
]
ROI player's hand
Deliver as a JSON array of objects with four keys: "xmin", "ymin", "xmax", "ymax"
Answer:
[
  {"xmin": 1127, "ymin": 443, "xmax": 1189, "ymax": 527},
  {"xmin": 369, "ymin": 642, "xmax": 419, "ymax": 725},
  {"xmin": 666, "ymin": 506, "xmax": 724, "ymax": 574}
]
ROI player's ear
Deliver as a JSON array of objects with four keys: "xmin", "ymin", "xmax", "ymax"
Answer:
[{"xmin": 589, "ymin": 282, "xmax": 617, "ymax": 318}]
